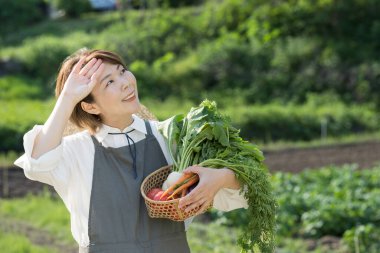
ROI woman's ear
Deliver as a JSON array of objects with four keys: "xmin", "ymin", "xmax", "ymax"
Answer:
[{"xmin": 81, "ymin": 101, "xmax": 100, "ymax": 115}]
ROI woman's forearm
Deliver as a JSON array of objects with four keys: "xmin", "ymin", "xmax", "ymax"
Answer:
[{"xmin": 31, "ymin": 96, "xmax": 76, "ymax": 159}]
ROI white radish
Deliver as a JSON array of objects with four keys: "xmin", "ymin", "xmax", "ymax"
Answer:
[{"xmin": 162, "ymin": 171, "xmax": 183, "ymax": 191}]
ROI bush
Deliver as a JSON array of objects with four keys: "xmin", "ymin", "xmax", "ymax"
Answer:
[
  {"xmin": 0, "ymin": 76, "xmax": 44, "ymax": 100},
  {"xmin": 142, "ymin": 96, "xmax": 380, "ymax": 143},
  {"xmin": 0, "ymin": 0, "xmax": 47, "ymax": 34},
  {"xmin": 225, "ymin": 96, "xmax": 380, "ymax": 142},
  {"xmin": 240, "ymin": 0, "xmax": 380, "ymax": 106},
  {"xmin": 343, "ymin": 224, "xmax": 380, "ymax": 253},
  {"xmin": 2, "ymin": 1, "xmax": 380, "ymax": 108},
  {"xmin": 2, "ymin": 94, "xmax": 379, "ymax": 152},
  {"xmin": 0, "ymin": 100, "xmax": 53, "ymax": 152},
  {"xmin": 1, "ymin": 14, "xmax": 118, "ymax": 47},
  {"xmin": 51, "ymin": 0, "xmax": 91, "ymax": 18},
  {"xmin": 95, "ymin": 8, "xmax": 203, "ymax": 64},
  {"xmin": 144, "ymin": 33, "xmax": 257, "ymax": 100},
  {"xmin": 4, "ymin": 33, "xmax": 94, "ymax": 87}
]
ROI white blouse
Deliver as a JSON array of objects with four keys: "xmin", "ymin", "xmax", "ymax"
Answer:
[{"xmin": 14, "ymin": 114, "xmax": 248, "ymax": 247}]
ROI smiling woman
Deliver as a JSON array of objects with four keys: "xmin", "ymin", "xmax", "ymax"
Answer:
[
  {"xmin": 54, "ymin": 49, "xmax": 141, "ymax": 134},
  {"xmin": 14, "ymin": 48, "xmax": 249, "ymax": 253},
  {"xmin": 79, "ymin": 61, "xmax": 140, "ymax": 130}
]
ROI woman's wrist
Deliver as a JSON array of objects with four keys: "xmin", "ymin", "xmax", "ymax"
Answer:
[
  {"xmin": 58, "ymin": 91, "xmax": 80, "ymax": 109},
  {"xmin": 220, "ymin": 168, "xmax": 241, "ymax": 190}
]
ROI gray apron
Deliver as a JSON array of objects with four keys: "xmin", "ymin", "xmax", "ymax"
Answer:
[{"xmin": 80, "ymin": 120, "xmax": 190, "ymax": 253}]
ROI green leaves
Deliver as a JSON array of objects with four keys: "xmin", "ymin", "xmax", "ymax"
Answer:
[
  {"xmin": 158, "ymin": 99, "xmax": 277, "ymax": 253},
  {"xmin": 273, "ymin": 165, "xmax": 380, "ymax": 240},
  {"xmin": 158, "ymin": 114, "xmax": 184, "ymax": 168}
]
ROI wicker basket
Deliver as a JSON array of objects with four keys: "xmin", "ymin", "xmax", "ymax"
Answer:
[{"xmin": 140, "ymin": 165, "xmax": 212, "ymax": 221}]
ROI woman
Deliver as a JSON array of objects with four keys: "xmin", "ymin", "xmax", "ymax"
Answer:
[{"xmin": 15, "ymin": 49, "xmax": 248, "ymax": 252}]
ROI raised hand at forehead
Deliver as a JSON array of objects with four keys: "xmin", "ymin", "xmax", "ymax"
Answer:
[{"xmin": 62, "ymin": 57, "xmax": 105, "ymax": 103}]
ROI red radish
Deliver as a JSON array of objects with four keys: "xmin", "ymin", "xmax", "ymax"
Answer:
[
  {"xmin": 153, "ymin": 190, "xmax": 169, "ymax": 201},
  {"xmin": 147, "ymin": 188, "xmax": 162, "ymax": 199}
]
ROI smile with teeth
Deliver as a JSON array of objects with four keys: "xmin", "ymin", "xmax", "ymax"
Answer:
[{"xmin": 123, "ymin": 91, "xmax": 135, "ymax": 101}]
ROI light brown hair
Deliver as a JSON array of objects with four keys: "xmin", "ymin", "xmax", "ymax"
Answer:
[{"xmin": 55, "ymin": 48, "xmax": 126, "ymax": 134}]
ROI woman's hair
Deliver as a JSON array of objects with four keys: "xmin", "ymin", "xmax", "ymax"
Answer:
[{"xmin": 55, "ymin": 48, "xmax": 126, "ymax": 134}]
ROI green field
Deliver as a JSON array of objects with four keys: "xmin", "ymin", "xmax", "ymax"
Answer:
[{"xmin": 2, "ymin": 0, "xmax": 380, "ymax": 252}]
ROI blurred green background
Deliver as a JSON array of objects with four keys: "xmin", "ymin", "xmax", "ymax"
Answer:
[{"xmin": 1, "ymin": 0, "xmax": 380, "ymax": 252}]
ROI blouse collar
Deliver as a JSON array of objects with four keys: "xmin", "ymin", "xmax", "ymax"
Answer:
[{"xmin": 95, "ymin": 114, "xmax": 147, "ymax": 143}]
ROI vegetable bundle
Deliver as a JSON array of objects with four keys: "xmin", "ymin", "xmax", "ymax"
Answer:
[{"xmin": 158, "ymin": 100, "xmax": 277, "ymax": 253}]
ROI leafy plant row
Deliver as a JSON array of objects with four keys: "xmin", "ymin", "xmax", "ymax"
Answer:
[{"xmin": 211, "ymin": 164, "xmax": 380, "ymax": 252}]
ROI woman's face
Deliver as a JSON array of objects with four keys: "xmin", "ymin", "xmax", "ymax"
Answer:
[{"xmin": 90, "ymin": 62, "xmax": 140, "ymax": 126}]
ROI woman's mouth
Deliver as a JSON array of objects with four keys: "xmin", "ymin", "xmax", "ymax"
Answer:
[{"xmin": 122, "ymin": 91, "xmax": 136, "ymax": 102}]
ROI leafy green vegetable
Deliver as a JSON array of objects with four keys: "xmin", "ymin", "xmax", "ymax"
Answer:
[{"xmin": 158, "ymin": 99, "xmax": 277, "ymax": 253}]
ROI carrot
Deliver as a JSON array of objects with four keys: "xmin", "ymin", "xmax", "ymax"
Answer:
[
  {"xmin": 160, "ymin": 173, "xmax": 194, "ymax": 200},
  {"xmin": 167, "ymin": 175, "xmax": 199, "ymax": 200}
]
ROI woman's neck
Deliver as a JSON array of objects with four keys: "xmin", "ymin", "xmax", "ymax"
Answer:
[{"xmin": 101, "ymin": 114, "xmax": 134, "ymax": 131}]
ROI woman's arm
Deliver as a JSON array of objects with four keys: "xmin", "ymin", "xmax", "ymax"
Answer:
[
  {"xmin": 32, "ymin": 58, "xmax": 103, "ymax": 159},
  {"xmin": 178, "ymin": 165, "xmax": 242, "ymax": 213},
  {"xmin": 31, "ymin": 96, "xmax": 76, "ymax": 159}
]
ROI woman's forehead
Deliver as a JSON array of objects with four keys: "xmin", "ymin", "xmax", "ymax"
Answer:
[{"xmin": 101, "ymin": 63, "xmax": 120, "ymax": 75}]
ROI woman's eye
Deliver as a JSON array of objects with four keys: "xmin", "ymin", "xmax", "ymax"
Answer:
[
  {"xmin": 106, "ymin": 80, "xmax": 114, "ymax": 86},
  {"xmin": 121, "ymin": 68, "xmax": 127, "ymax": 74}
]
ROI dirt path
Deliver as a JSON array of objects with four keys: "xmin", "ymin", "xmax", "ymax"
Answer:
[
  {"xmin": 264, "ymin": 140, "xmax": 380, "ymax": 173},
  {"xmin": 0, "ymin": 216, "xmax": 77, "ymax": 253}
]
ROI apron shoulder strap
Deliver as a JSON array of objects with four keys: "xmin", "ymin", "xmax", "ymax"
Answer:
[
  {"xmin": 144, "ymin": 120, "xmax": 153, "ymax": 136},
  {"xmin": 90, "ymin": 135, "xmax": 102, "ymax": 146}
]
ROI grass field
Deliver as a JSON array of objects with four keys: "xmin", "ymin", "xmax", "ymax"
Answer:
[
  {"xmin": 0, "ymin": 182, "xmax": 360, "ymax": 253},
  {"xmin": 0, "ymin": 193, "xmax": 327, "ymax": 253},
  {"xmin": 0, "ymin": 193, "xmax": 242, "ymax": 253},
  {"xmin": 0, "ymin": 229, "xmax": 57, "ymax": 253}
]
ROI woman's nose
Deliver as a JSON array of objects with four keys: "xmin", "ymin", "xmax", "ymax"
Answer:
[{"xmin": 121, "ymin": 80, "xmax": 130, "ymax": 90}]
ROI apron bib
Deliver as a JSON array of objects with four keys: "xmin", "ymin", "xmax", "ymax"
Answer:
[{"xmin": 79, "ymin": 120, "xmax": 190, "ymax": 253}]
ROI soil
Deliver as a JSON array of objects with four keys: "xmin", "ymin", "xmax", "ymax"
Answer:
[
  {"xmin": 264, "ymin": 140, "xmax": 380, "ymax": 173},
  {"xmin": 0, "ymin": 168, "xmax": 55, "ymax": 198}
]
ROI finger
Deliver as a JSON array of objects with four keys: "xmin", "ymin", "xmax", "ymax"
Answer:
[
  {"xmin": 79, "ymin": 58, "xmax": 97, "ymax": 76},
  {"xmin": 73, "ymin": 57, "xmax": 86, "ymax": 74},
  {"xmin": 178, "ymin": 188, "xmax": 204, "ymax": 208},
  {"xmin": 85, "ymin": 59, "xmax": 102, "ymax": 78},
  {"xmin": 88, "ymin": 63, "xmax": 105, "ymax": 90},
  {"xmin": 195, "ymin": 200, "xmax": 212, "ymax": 216},
  {"xmin": 184, "ymin": 199, "xmax": 206, "ymax": 213}
]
